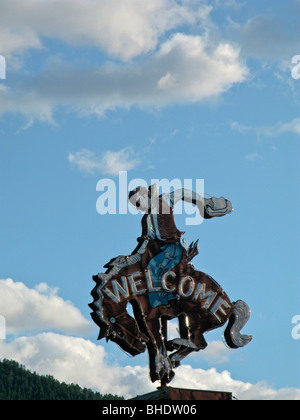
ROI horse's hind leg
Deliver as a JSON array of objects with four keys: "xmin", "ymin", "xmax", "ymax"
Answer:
[
  {"xmin": 167, "ymin": 314, "xmax": 207, "ymax": 367},
  {"xmin": 169, "ymin": 345, "xmax": 198, "ymax": 368}
]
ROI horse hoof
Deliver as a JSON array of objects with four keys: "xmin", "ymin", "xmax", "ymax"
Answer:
[
  {"xmin": 150, "ymin": 368, "xmax": 166, "ymax": 383},
  {"xmin": 163, "ymin": 370, "xmax": 175, "ymax": 384},
  {"xmin": 169, "ymin": 338, "xmax": 199, "ymax": 350}
]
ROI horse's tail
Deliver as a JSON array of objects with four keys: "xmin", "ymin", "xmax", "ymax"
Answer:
[{"xmin": 224, "ymin": 300, "xmax": 252, "ymax": 349}]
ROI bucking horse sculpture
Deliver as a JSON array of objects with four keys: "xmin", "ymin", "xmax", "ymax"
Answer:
[{"xmin": 89, "ymin": 185, "xmax": 252, "ymax": 385}]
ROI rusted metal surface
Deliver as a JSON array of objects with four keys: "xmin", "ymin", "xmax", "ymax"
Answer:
[{"xmin": 132, "ymin": 386, "xmax": 233, "ymax": 401}]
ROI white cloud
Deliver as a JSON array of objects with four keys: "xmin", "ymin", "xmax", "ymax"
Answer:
[
  {"xmin": 68, "ymin": 148, "xmax": 141, "ymax": 175},
  {"xmin": 0, "ymin": 33, "xmax": 248, "ymax": 122},
  {"xmin": 0, "ymin": 279, "xmax": 92, "ymax": 336},
  {"xmin": 0, "ymin": 26, "xmax": 41, "ymax": 57},
  {"xmin": 100, "ymin": 149, "xmax": 141, "ymax": 175},
  {"xmin": 231, "ymin": 118, "xmax": 300, "ymax": 138},
  {"xmin": 228, "ymin": 14, "xmax": 300, "ymax": 61},
  {"xmin": 0, "ymin": 0, "xmax": 209, "ymax": 60},
  {"xmin": 196, "ymin": 341, "xmax": 232, "ymax": 365},
  {"xmin": 0, "ymin": 84, "xmax": 54, "ymax": 124},
  {"xmin": 0, "ymin": 332, "xmax": 299, "ymax": 400},
  {"xmin": 172, "ymin": 365, "xmax": 300, "ymax": 400},
  {"xmin": 0, "ymin": 1, "xmax": 249, "ymax": 122},
  {"xmin": 0, "ymin": 333, "xmax": 154, "ymax": 398},
  {"xmin": 152, "ymin": 34, "xmax": 247, "ymax": 103},
  {"xmin": 275, "ymin": 118, "xmax": 300, "ymax": 135},
  {"xmin": 245, "ymin": 153, "xmax": 263, "ymax": 162},
  {"xmin": 215, "ymin": 0, "xmax": 246, "ymax": 10},
  {"xmin": 0, "ymin": 279, "xmax": 299, "ymax": 400},
  {"xmin": 157, "ymin": 72, "xmax": 176, "ymax": 90}
]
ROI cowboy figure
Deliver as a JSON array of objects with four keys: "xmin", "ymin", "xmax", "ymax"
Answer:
[{"xmin": 129, "ymin": 185, "xmax": 233, "ymax": 308}]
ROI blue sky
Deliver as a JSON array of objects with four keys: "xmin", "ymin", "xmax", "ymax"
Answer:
[{"xmin": 0, "ymin": 0, "xmax": 299, "ymax": 399}]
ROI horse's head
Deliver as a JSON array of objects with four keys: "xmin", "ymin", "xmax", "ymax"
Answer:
[
  {"xmin": 105, "ymin": 310, "xmax": 149, "ymax": 356},
  {"xmin": 90, "ymin": 273, "xmax": 148, "ymax": 356}
]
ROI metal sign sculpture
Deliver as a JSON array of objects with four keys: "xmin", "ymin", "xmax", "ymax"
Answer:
[{"xmin": 89, "ymin": 185, "xmax": 252, "ymax": 385}]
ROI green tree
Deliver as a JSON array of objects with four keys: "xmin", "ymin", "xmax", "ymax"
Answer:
[{"xmin": 0, "ymin": 359, "xmax": 123, "ymax": 400}]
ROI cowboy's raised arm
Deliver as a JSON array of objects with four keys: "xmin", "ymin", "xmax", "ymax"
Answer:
[
  {"xmin": 162, "ymin": 188, "xmax": 205, "ymax": 217},
  {"xmin": 163, "ymin": 189, "xmax": 233, "ymax": 219}
]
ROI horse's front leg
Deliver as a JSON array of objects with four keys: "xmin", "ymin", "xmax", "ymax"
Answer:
[{"xmin": 146, "ymin": 317, "xmax": 174, "ymax": 383}]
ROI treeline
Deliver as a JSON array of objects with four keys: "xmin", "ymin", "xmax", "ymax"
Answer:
[{"xmin": 0, "ymin": 359, "xmax": 123, "ymax": 400}]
